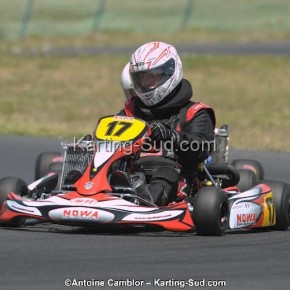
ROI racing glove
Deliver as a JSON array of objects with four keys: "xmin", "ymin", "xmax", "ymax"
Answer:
[{"xmin": 150, "ymin": 122, "xmax": 180, "ymax": 146}]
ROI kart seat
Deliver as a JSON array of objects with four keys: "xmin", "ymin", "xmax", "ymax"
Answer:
[
  {"xmin": 109, "ymin": 170, "xmax": 132, "ymax": 188},
  {"xmin": 136, "ymin": 156, "xmax": 177, "ymax": 178}
]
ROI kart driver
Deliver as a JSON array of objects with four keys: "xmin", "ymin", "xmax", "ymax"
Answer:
[{"xmin": 118, "ymin": 41, "xmax": 216, "ymax": 206}]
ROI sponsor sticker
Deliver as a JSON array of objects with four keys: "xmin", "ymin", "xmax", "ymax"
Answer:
[
  {"xmin": 85, "ymin": 182, "xmax": 94, "ymax": 190},
  {"xmin": 236, "ymin": 213, "xmax": 257, "ymax": 226},
  {"xmin": 48, "ymin": 207, "xmax": 115, "ymax": 222}
]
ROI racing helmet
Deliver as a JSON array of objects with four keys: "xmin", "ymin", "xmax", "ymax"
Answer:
[
  {"xmin": 129, "ymin": 41, "xmax": 183, "ymax": 106},
  {"xmin": 120, "ymin": 62, "xmax": 137, "ymax": 99}
]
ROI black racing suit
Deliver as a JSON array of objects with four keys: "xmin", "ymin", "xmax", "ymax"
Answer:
[{"xmin": 119, "ymin": 79, "xmax": 215, "ymax": 205}]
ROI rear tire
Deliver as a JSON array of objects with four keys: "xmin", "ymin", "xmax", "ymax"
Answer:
[
  {"xmin": 193, "ymin": 187, "xmax": 229, "ymax": 236},
  {"xmin": 236, "ymin": 169, "xmax": 258, "ymax": 192},
  {"xmin": 231, "ymin": 159, "xmax": 264, "ymax": 180},
  {"xmin": 35, "ymin": 152, "xmax": 61, "ymax": 180},
  {"xmin": 260, "ymin": 180, "xmax": 290, "ymax": 230},
  {"xmin": 48, "ymin": 161, "xmax": 64, "ymax": 189}
]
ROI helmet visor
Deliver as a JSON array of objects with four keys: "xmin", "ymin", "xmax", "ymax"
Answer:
[{"xmin": 130, "ymin": 58, "xmax": 175, "ymax": 94}]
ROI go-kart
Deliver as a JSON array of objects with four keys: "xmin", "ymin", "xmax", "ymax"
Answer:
[{"xmin": 0, "ymin": 115, "xmax": 289, "ymax": 236}]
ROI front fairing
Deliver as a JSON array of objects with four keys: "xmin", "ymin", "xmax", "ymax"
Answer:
[{"xmin": 228, "ymin": 184, "xmax": 276, "ymax": 229}]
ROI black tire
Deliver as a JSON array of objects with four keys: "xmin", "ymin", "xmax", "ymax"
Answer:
[
  {"xmin": 34, "ymin": 152, "xmax": 61, "ymax": 180},
  {"xmin": 206, "ymin": 164, "xmax": 240, "ymax": 188},
  {"xmin": 0, "ymin": 177, "xmax": 28, "ymax": 206},
  {"xmin": 193, "ymin": 186, "xmax": 229, "ymax": 236},
  {"xmin": 260, "ymin": 180, "xmax": 290, "ymax": 230},
  {"xmin": 48, "ymin": 161, "xmax": 64, "ymax": 189},
  {"xmin": 236, "ymin": 169, "xmax": 258, "ymax": 192},
  {"xmin": 0, "ymin": 177, "xmax": 29, "ymax": 226},
  {"xmin": 231, "ymin": 159, "xmax": 264, "ymax": 180}
]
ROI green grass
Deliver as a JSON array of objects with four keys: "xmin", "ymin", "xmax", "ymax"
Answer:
[
  {"xmin": 0, "ymin": 0, "xmax": 290, "ymax": 152},
  {"xmin": 0, "ymin": 54, "xmax": 289, "ymax": 152}
]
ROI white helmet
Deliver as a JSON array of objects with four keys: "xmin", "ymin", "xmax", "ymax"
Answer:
[
  {"xmin": 129, "ymin": 41, "xmax": 183, "ymax": 106},
  {"xmin": 120, "ymin": 62, "xmax": 137, "ymax": 99}
]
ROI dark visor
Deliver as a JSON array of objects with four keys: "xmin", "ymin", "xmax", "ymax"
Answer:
[{"xmin": 130, "ymin": 58, "xmax": 175, "ymax": 94}]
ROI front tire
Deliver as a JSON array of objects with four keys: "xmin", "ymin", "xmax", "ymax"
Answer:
[
  {"xmin": 0, "ymin": 177, "xmax": 29, "ymax": 226},
  {"xmin": 193, "ymin": 187, "xmax": 229, "ymax": 236},
  {"xmin": 0, "ymin": 177, "xmax": 28, "ymax": 206}
]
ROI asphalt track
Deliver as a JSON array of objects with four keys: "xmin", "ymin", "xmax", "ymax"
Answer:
[{"xmin": 0, "ymin": 135, "xmax": 290, "ymax": 290}]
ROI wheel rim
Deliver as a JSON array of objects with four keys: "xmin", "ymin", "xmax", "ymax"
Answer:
[{"xmin": 219, "ymin": 201, "xmax": 228, "ymax": 227}]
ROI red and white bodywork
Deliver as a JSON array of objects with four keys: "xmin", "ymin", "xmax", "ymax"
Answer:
[{"xmin": 0, "ymin": 116, "xmax": 279, "ymax": 233}]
